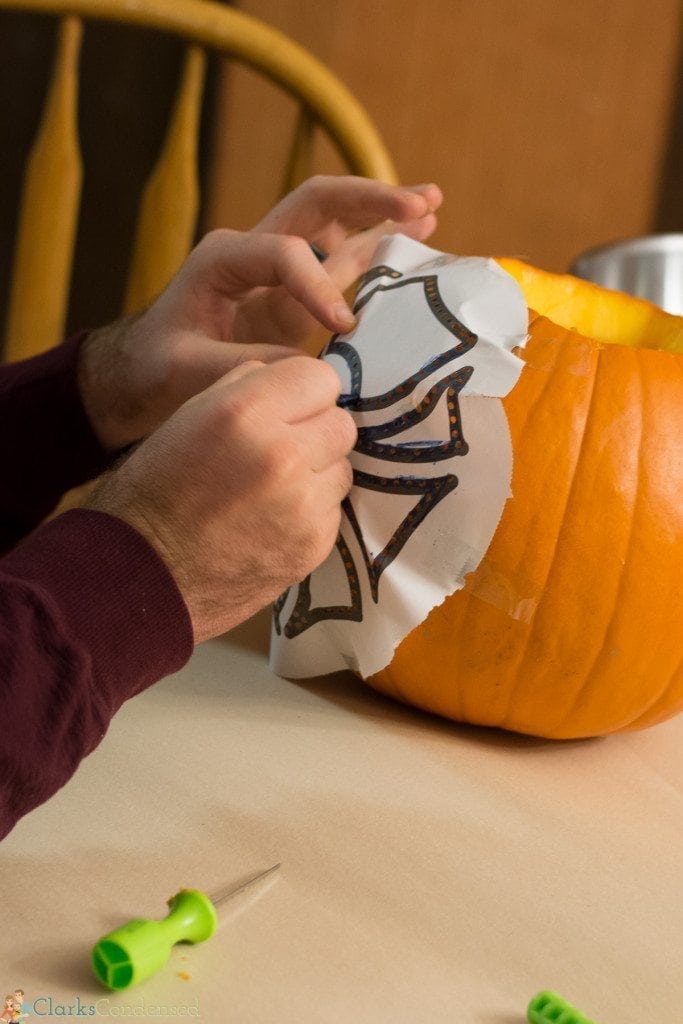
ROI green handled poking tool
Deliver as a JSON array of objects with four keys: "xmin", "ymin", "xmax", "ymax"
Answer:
[
  {"xmin": 528, "ymin": 990, "xmax": 598, "ymax": 1024},
  {"xmin": 92, "ymin": 863, "xmax": 280, "ymax": 991}
]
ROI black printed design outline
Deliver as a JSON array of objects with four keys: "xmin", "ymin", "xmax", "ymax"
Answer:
[
  {"xmin": 327, "ymin": 274, "xmax": 477, "ymax": 412},
  {"xmin": 278, "ymin": 533, "xmax": 363, "ymax": 640},
  {"xmin": 355, "ymin": 367, "xmax": 472, "ymax": 462},
  {"xmin": 272, "ymin": 589, "xmax": 289, "ymax": 637},
  {"xmin": 357, "ymin": 264, "xmax": 403, "ymax": 288},
  {"xmin": 343, "ymin": 470, "xmax": 459, "ymax": 603},
  {"xmin": 353, "ymin": 274, "xmax": 476, "ymax": 341},
  {"xmin": 326, "ymin": 339, "xmax": 362, "ymax": 397},
  {"xmin": 279, "ymin": 265, "xmax": 478, "ymax": 637}
]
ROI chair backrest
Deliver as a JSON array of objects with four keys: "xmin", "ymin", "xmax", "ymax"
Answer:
[{"xmin": 0, "ymin": 0, "xmax": 397, "ymax": 363}]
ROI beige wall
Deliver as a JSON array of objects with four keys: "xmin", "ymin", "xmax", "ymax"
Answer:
[{"xmin": 204, "ymin": 0, "xmax": 682, "ymax": 271}]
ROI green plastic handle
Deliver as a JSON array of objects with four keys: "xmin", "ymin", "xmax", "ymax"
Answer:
[
  {"xmin": 92, "ymin": 889, "xmax": 218, "ymax": 991},
  {"xmin": 528, "ymin": 990, "xmax": 597, "ymax": 1024}
]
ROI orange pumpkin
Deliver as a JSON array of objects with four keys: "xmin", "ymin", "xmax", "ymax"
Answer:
[{"xmin": 369, "ymin": 261, "xmax": 683, "ymax": 739}]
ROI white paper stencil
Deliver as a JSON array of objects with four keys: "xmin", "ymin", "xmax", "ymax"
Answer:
[{"xmin": 270, "ymin": 235, "xmax": 528, "ymax": 679}]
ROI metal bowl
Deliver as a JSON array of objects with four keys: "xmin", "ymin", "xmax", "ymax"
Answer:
[{"xmin": 571, "ymin": 234, "xmax": 683, "ymax": 315}]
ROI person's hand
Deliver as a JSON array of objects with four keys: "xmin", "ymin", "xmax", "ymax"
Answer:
[
  {"xmin": 87, "ymin": 356, "xmax": 356, "ymax": 642},
  {"xmin": 79, "ymin": 175, "xmax": 442, "ymax": 452},
  {"xmin": 235, "ymin": 175, "xmax": 443, "ymax": 345},
  {"xmin": 78, "ymin": 228, "xmax": 354, "ymax": 453}
]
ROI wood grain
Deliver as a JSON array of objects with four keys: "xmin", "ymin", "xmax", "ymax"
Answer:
[{"xmin": 204, "ymin": 0, "xmax": 683, "ymax": 271}]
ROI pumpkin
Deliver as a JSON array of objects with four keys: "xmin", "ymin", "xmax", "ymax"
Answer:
[{"xmin": 369, "ymin": 260, "xmax": 683, "ymax": 739}]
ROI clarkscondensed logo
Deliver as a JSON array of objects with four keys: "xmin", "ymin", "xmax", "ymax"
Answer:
[
  {"xmin": 1, "ymin": 989, "xmax": 200, "ymax": 1018},
  {"xmin": 1, "ymin": 989, "xmax": 29, "ymax": 1022}
]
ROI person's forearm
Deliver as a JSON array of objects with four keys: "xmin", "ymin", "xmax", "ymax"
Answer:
[
  {"xmin": 0, "ymin": 335, "xmax": 114, "ymax": 551},
  {"xmin": 0, "ymin": 509, "xmax": 192, "ymax": 839}
]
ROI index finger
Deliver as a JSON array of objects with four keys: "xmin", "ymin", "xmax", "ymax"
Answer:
[
  {"xmin": 253, "ymin": 176, "xmax": 443, "ymax": 239},
  {"xmin": 223, "ymin": 354, "xmax": 343, "ymax": 426},
  {"xmin": 188, "ymin": 229, "xmax": 358, "ymax": 334}
]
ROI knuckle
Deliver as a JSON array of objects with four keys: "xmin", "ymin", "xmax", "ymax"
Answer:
[
  {"xmin": 317, "ymin": 358, "xmax": 342, "ymax": 389},
  {"xmin": 334, "ymin": 408, "xmax": 358, "ymax": 451},
  {"xmin": 315, "ymin": 419, "xmax": 355, "ymax": 483},
  {"xmin": 231, "ymin": 358, "xmax": 266, "ymax": 377},
  {"xmin": 324, "ymin": 457, "xmax": 353, "ymax": 502},
  {"xmin": 206, "ymin": 388, "xmax": 261, "ymax": 442},
  {"xmin": 262, "ymin": 436, "xmax": 303, "ymax": 481},
  {"xmin": 284, "ymin": 530, "xmax": 316, "ymax": 580},
  {"xmin": 295, "ymin": 520, "xmax": 337, "ymax": 577},
  {"xmin": 316, "ymin": 514, "xmax": 342, "ymax": 562},
  {"xmin": 277, "ymin": 233, "xmax": 309, "ymax": 260},
  {"xmin": 303, "ymin": 358, "xmax": 341, "ymax": 402},
  {"xmin": 213, "ymin": 391, "xmax": 251, "ymax": 428},
  {"xmin": 301, "ymin": 174, "xmax": 327, "ymax": 197},
  {"xmin": 279, "ymin": 355, "xmax": 340, "ymax": 398},
  {"xmin": 281, "ymin": 354, "xmax": 318, "ymax": 380},
  {"xmin": 197, "ymin": 227, "xmax": 234, "ymax": 253},
  {"xmin": 339, "ymin": 456, "xmax": 354, "ymax": 494}
]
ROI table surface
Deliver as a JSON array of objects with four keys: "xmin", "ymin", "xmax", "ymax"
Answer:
[{"xmin": 2, "ymin": 608, "xmax": 682, "ymax": 1023}]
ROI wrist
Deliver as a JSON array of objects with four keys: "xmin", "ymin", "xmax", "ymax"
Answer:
[
  {"xmin": 77, "ymin": 315, "xmax": 145, "ymax": 453},
  {"xmin": 85, "ymin": 466, "xmax": 204, "ymax": 640}
]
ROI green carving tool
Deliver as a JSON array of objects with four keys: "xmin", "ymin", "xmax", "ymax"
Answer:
[
  {"xmin": 92, "ymin": 863, "xmax": 280, "ymax": 991},
  {"xmin": 528, "ymin": 990, "xmax": 598, "ymax": 1024}
]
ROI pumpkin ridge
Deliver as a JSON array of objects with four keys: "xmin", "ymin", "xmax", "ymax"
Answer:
[
  {"xmin": 627, "ymin": 657, "xmax": 683, "ymax": 730},
  {"xmin": 454, "ymin": 326, "xmax": 600, "ymax": 731},
  {"xmin": 475, "ymin": 323, "xmax": 593, "ymax": 598},
  {"xmin": 512, "ymin": 322, "xmax": 563, "ymax": 430},
  {"xmin": 508, "ymin": 341, "xmax": 649, "ymax": 735},
  {"xmin": 501, "ymin": 321, "xmax": 589, "ymax": 584},
  {"xmin": 493, "ymin": 341, "xmax": 603, "ymax": 731},
  {"xmin": 456, "ymin": 328, "xmax": 564, "ymax": 727},
  {"xmin": 550, "ymin": 347, "xmax": 645, "ymax": 735},
  {"xmin": 611, "ymin": 355, "xmax": 683, "ymax": 730},
  {"xmin": 378, "ymin": 328, "xmax": 561, "ymax": 726},
  {"xmin": 618, "ymin": 665, "xmax": 680, "ymax": 731}
]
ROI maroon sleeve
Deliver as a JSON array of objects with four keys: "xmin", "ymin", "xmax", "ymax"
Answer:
[
  {"xmin": 0, "ymin": 508, "xmax": 193, "ymax": 840},
  {"xmin": 0, "ymin": 334, "xmax": 114, "ymax": 552}
]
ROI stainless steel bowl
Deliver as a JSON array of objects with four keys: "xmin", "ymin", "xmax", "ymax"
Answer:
[{"xmin": 571, "ymin": 234, "xmax": 683, "ymax": 315}]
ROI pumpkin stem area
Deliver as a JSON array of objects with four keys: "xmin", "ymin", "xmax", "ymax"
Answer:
[{"xmin": 497, "ymin": 258, "xmax": 683, "ymax": 354}]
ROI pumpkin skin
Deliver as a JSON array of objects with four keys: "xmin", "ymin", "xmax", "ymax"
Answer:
[{"xmin": 369, "ymin": 261, "xmax": 683, "ymax": 739}]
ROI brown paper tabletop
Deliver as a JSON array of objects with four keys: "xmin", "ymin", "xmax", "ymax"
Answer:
[{"xmin": 1, "ymin": 608, "xmax": 682, "ymax": 1023}]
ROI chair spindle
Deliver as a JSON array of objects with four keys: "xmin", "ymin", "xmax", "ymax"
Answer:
[
  {"xmin": 123, "ymin": 44, "xmax": 206, "ymax": 315},
  {"xmin": 4, "ymin": 15, "xmax": 83, "ymax": 363},
  {"xmin": 280, "ymin": 104, "xmax": 315, "ymax": 198}
]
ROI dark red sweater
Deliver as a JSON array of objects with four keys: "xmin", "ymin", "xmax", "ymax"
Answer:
[{"xmin": 0, "ymin": 336, "xmax": 193, "ymax": 839}]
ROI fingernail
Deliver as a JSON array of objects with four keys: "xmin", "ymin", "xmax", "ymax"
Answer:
[
  {"xmin": 334, "ymin": 302, "xmax": 356, "ymax": 329},
  {"xmin": 406, "ymin": 183, "xmax": 442, "ymax": 210},
  {"xmin": 401, "ymin": 189, "xmax": 431, "ymax": 213}
]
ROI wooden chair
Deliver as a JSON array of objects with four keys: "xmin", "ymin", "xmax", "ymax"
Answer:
[{"xmin": 0, "ymin": 0, "xmax": 397, "ymax": 363}]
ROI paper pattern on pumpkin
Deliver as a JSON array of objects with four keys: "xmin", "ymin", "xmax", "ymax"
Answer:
[{"xmin": 270, "ymin": 235, "xmax": 529, "ymax": 679}]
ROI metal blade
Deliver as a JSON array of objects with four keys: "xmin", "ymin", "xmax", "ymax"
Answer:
[{"xmin": 209, "ymin": 863, "xmax": 280, "ymax": 908}]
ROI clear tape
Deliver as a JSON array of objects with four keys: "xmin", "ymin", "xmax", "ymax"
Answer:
[{"xmin": 460, "ymin": 554, "xmax": 540, "ymax": 623}]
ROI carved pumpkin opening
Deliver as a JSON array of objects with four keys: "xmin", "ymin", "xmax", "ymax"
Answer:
[{"xmin": 499, "ymin": 258, "xmax": 683, "ymax": 353}]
